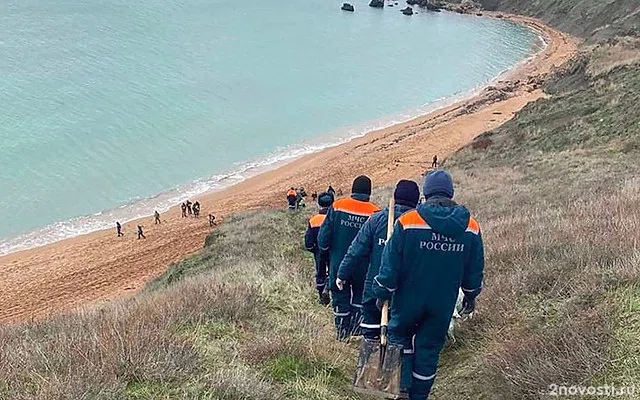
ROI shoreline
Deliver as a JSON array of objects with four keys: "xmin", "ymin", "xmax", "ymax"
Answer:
[
  {"xmin": 0, "ymin": 14, "xmax": 578, "ymax": 324},
  {"xmin": 0, "ymin": 19, "xmax": 545, "ymax": 258}
]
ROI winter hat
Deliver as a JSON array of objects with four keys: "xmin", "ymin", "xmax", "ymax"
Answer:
[
  {"xmin": 351, "ymin": 175, "xmax": 372, "ymax": 196},
  {"xmin": 394, "ymin": 180, "xmax": 420, "ymax": 208},
  {"xmin": 423, "ymin": 169, "xmax": 454, "ymax": 199},
  {"xmin": 317, "ymin": 192, "xmax": 334, "ymax": 208}
]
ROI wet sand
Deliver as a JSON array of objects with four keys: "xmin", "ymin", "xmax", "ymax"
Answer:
[{"xmin": 0, "ymin": 15, "xmax": 578, "ymax": 324}]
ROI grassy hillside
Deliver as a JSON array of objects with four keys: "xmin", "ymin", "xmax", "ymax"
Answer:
[
  {"xmin": 1, "ymin": 3, "xmax": 639, "ymax": 400},
  {"xmin": 475, "ymin": 0, "xmax": 639, "ymax": 40}
]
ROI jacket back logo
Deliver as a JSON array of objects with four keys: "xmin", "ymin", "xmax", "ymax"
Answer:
[
  {"xmin": 419, "ymin": 232, "xmax": 464, "ymax": 252},
  {"xmin": 340, "ymin": 214, "xmax": 368, "ymax": 229}
]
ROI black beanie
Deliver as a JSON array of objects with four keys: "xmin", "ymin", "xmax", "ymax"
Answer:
[
  {"xmin": 394, "ymin": 180, "xmax": 420, "ymax": 208},
  {"xmin": 351, "ymin": 175, "xmax": 372, "ymax": 196},
  {"xmin": 317, "ymin": 192, "xmax": 334, "ymax": 208}
]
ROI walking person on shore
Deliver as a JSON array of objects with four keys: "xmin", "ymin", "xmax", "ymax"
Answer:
[
  {"xmin": 137, "ymin": 225, "xmax": 146, "ymax": 239},
  {"xmin": 186, "ymin": 200, "xmax": 193, "ymax": 216},
  {"xmin": 154, "ymin": 211, "xmax": 161, "ymax": 224},
  {"xmin": 431, "ymin": 155, "xmax": 438, "ymax": 169},
  {"xmin": 318, "ymin": 175, "xmax": 380, "ymax": 341},
  {"xmin": 193, "ymin": 201, "xmax": 201, "ymax": 218},
  {"xmin": 181, "ymin": 202, "xmax": 187, "ymax": 218},
  {"xmin": 287, "ymin": 187, "xmax": 297, "ymax": 210},
  {"xmin": 116, "ymin": 221, "xmax": 124, "ymax": 237},
  {"xmin": 373, "ymin": 170, "xmax": 484, "ymax": 399},
  {"xmin": 208, "ymin": 213, "xmax": 217, "ymax": 227},
  {"xmin": 327, "ymin": 185, "xmax": 336, "ymax": 197}
]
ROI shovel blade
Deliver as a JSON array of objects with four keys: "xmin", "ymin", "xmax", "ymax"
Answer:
[
  {"xmin": 353, "ymin": 340, "xmax": 404, "ymax": 398},
  {"xmin": 354, "ymin": 339, "xmax": 381, "ymax": 390},
  {"xmin": 378, "ymin": 343, "xmax": 403, "ymax": 396}
]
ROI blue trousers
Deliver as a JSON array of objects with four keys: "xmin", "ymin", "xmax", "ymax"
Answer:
[
  {"xmin": 388, "ymin": 312, "xmax": 450, "ymax": 399},
  {"xmin": 359, "ymin": 298, "xmax": 381, "ymax": 340},
  {"xmin": 331, "ymin": 280, "xmax": 364, "ymax": 341},
  {"xmin": 313, "ymin": 252, "xmax": 329, "ymax": 296}
]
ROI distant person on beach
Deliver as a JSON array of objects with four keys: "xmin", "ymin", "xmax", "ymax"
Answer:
[
  {"xmin": 311, "ymin": 191, "xmax": 318, "ymax": 202},
  {"xmin": 327, "ymin": 185, "xmax": 336, "ymax": 197},
  {"xmin": 116, "ymin": 221, "xmax": 123, "ymax": 237},
  {"xmin": 154, "ymin": 211, "xmax": 161, "ymax": 224},
  {"xmin": 297, "ymin": 187, "xmax": 307, "ymax": 209},
  {"xmin": 193, "ymin": 201, "xmax": 201, "ymax": 218},
  {"xmin": 287, "ymin": 187, "xmax": 297, "ymax": 210},
  {"xmin": 186, "ymin": 200, "xmax": 193, "ymax": 215},
  {"xmin": 432, "ymin": 155, "xmax": 439, "ymax": 169},
  {"xmin": 181, "ymin": 203, "xmax": 187, "ymax": 218},
  {"xmin": 137, "ymin": 225, "xmax": 146, "ymax": 239},
  {"xmin": 209, "ymin": 213, "xmax": 217, "ymax": 227},
  {"xmin": 336, "ymin": 188, "xmax": 343, "ymax": 197}
]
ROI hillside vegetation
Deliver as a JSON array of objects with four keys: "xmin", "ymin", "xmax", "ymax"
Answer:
[
  {"xmin": 475, "ymin": 0, "xmax": 639, "ymax": 40},
  {"xmin": 1, "ymin": 2, "xmax": 639, "ymax": 400}
]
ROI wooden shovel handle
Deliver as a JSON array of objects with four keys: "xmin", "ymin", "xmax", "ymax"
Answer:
[
  {"xmin": 380, "ymin": 196, "xmax": 395, "ymax": 347},
  {"xmin": 380, "ymin": 301, "xmax": 389, "ymax": 346}
]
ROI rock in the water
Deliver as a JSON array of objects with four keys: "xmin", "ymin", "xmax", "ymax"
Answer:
[
  {"xmin": 388, "ymin": 3, "xmax": 394, "ymax": 6},
  {"xmin": 402, "ymin": 6, "xmax": 413, "ymax": 15},
  {"xmin": 369, "ymin": 0, "xmax": 384, "ymax": 7},
  {"xmin": 406, "ymin": 0, "xmax": 419, "ymax": 4},
  {"xmin": 341, "ymin": 3, "xmax": 355, "ymax": 11}
]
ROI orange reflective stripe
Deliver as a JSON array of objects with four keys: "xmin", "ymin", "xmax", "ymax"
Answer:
[
  {"xmin": 466, "ymin": 217, "xmax": 480, "ymax": 235},
  {"xmin": 332, "ymin": 198, "xmax": 380, "ymax": 217},
  {"xmin": 398, "ymin": 210, "xmax": 429, "ymax": 229},
  {"xmin": 309, "ymin": 214, "xmax": 326, "ymax": 228}
]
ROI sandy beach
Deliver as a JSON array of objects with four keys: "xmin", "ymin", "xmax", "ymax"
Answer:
[{"xmin": 0, "ymin": 15, "xmax": 577, "ymax": 325}]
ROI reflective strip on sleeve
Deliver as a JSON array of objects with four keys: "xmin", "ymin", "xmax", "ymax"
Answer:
[
  {"xmin": 360, "ymin": 323, "xmax": 381, "ymax": 329},
  {"xmin": 462, "ymin": 285, "xmax": 482, "ymax": 293},
  {"xmin": 374, "ymin": 276, "xmax": 396, "ymax": 293},
  {"xmin": 412, "ymin": 371, "xmax": 436, "ymax": 381},
  {"xmin": 351, "ymin": 303, "xmax": 363, "ymax": 308},
  {"xmin": 403, "ymin": 348, "xmax": 414, "ymax": 355}
]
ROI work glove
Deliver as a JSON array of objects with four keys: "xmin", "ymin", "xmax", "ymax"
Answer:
[
  {"xmin": 460, "ymin": 295, "xmax": 476, "ymax": 318},
  {"xmin": 319, "ymin": 288, "xmax": 331, "ymax": 306},
  {"xmin": 336, "ymin": 278, "xmax": 346, "ymax": 291}
]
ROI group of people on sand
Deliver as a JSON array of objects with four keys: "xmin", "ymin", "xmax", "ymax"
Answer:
[
  {"xmin": 286, "ymin": 185, "xmax": 344, "ymax": 211},
  {"xmin": 303, "ymin": 165, "xmax": 484, "ymax": 400},
  {"xmin": 180, "ymin": 200, "xmax": 201, "ymax": 218},
  {"xmin": 115, "ymin": 199, "xmax": 218, "ymax": 239}
]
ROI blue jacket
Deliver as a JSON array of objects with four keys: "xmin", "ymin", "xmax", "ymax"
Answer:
[
  {"xmin": 338, "ymin": 204, "xmax": 414, "ymax": 304},
  {"xmin": 318, "ymin": 193, "xmax": 380, "ymax": 291},
  {"xmin": 373, "ymin": 198, "xmax": 484, "ymax": 326},
  {"xmin": 305, "ymin": 211, "xmax": 327, "ymax": 254}
]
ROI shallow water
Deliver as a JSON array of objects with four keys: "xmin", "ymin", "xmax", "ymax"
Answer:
[{"xmin": 0, "ymin": 0, "xmax": 541, "ymax": 254}]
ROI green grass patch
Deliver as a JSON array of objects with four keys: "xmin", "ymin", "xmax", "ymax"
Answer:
[{"xmin": 601, "ymin": 284, "xmax": 640, "ymax": 385}]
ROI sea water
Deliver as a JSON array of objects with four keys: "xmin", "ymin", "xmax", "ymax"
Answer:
[{"xmin": 0, "ymin": 0, "xmax": 542, "ymax": 255}]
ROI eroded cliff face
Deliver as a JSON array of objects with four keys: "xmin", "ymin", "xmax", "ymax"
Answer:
[{"xmin": 451, "ymin": 0, "xmax": 639, "ymax": 40}]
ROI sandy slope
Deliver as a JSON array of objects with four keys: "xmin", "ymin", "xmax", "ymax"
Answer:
[{"xmin": 0, "ymin": 15, "xmax": 577, "ymax": 325}]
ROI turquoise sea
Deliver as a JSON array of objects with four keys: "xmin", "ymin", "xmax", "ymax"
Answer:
[{"xmin": 0, "ymin": 0, "xmax": 542, "ymax": 255}]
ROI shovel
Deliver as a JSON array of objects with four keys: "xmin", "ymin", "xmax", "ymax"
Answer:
[{"xmin": 353, "ymin": 197, "xmax": 404, "ymax": 399}]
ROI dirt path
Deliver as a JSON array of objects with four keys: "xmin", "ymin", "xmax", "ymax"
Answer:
[{"xmin": 0, "ymin": 15, "xmax": 578, "ymax": 325}]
